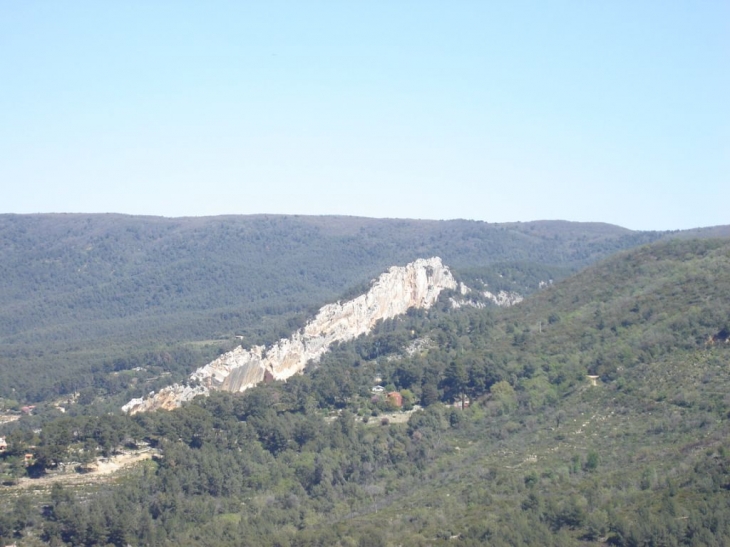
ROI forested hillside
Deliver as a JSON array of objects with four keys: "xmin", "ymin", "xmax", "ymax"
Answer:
[
  {"xmin": 2, "ymin": 237, "xmax": 730, "ymax": 546},
  {"xmin": 0, "ymin": 213, "xmax": 677, "ymax": 403}
]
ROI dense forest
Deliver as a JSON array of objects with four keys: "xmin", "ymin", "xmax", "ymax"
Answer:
[
  {"xmin": 0, "ymin": 213, "xmax": 687, "ymax": 404},
  {"xmin": 2, "ymin": 237, "xmax": 730, "ymax": 545}
]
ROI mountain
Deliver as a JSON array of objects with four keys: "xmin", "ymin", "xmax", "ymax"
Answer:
[
  {"xmin": 2, "ymin": 237, "xmax": 730, "ymax": 546},
  {"xmin": 122, "ymin": 257, "xmax": 457, "ymax": 413},
  {"xmin": 1, "ymin": 213, "xmax": 690, "ymax": 404}
]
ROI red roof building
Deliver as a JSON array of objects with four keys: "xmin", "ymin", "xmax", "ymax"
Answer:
[{"xmin": 387, "ymin": 391, "xmax": 403, "ymax": 408}]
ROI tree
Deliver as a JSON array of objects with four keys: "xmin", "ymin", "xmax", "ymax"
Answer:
[
  {"xmin": 443, "ymin": 360, "xmax": 468, "ymax": 408},
  {"xmin": 11, "ymin": 495, "xmax": 36, "ymax": 538},
  {"xmin": 490, "ymin": 381, "xmax": 517, "ymax": 414},
  {"xmin": 584, "ymin": 451, "xmax": 599, "ymax": 472},
  {"xmin": 468, "ymin": 359, "xmax": 499, "ymax": 397},
  {"xmin": 400, "ymin": 389, "xmax": 416, "ymax": 410},
  {"xmin": 421, "ymin": 382, "xmax": 439, "ymax": 407}
]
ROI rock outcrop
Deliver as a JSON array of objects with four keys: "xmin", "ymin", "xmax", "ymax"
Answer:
[
  {"xmin": 482, "ymin": 289, "xmax": 523, "ymax": 307},
  {"xmin": 450, "ymin": 284, "xmax": 523, "ymax": 309},
  {"xmin": 123, "ymin": 257, "xmax": 456, "ymax": 414}
]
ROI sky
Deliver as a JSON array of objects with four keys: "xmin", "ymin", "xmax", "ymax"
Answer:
[{"xmin": 1, "ymin": 1, "xmax": 727, "ymax": 231}]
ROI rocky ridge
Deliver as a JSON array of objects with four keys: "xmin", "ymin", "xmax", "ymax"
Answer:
[
  {"xmin": 123, "ymin": 257, "xmax": 457, "ymax": 414},
  {"xmin": 450, "ymin": 282, "xmax": 524, "ymax": 309}
]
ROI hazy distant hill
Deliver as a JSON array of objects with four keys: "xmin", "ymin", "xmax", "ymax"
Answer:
[{"xmin": 0, "ymin": 213, "xmax": 726, "ymax": 402}]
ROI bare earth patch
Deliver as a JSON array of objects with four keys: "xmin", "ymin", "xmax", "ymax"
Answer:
[
  {"xmin": 367, "ymin": 405, "xmax": 422, "ymax": 426},
  {"xmin": 7, "ymin": 449, "xmax": 157, "ymax": 490},
  {"xmin": 0, "ymin": 414, "xmax": 21, "ymax": 425}
]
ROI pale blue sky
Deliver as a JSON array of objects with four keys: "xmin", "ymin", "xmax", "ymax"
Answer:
[{"xmin": 1, "ymin": 1, "xmax": 727, "ymax": 230}]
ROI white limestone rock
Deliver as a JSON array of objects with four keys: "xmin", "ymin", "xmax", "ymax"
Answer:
[
  {"xmin": 123, "ymin": 257, "xmax": 457, "ymax": 414},
  {"xmin": 121, "ymin": 384, "xmax": 208, "ymax": 414},
  {"xmin": 482, "ymin": 290, "xmax": 524, "ymax": 307}
]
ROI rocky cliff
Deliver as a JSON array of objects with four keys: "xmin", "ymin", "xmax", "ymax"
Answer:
[{"xmin": 123, "ymin": 257, "xmax": 457, "ymax": 414}]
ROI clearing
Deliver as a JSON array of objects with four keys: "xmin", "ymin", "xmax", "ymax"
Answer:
[{"xmin": 6, "ymin": 448, "xmax": 157, "ymax": 491}]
